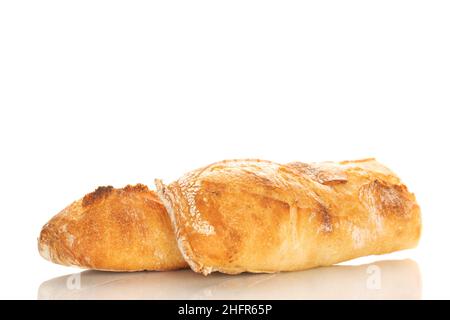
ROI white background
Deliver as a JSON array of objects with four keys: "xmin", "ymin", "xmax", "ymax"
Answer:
[{"xmin": 0, "ymin": 1, "xmax": 449, "ymax": 299}]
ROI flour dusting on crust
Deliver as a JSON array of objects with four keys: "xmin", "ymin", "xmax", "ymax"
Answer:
[
  {"xmin": 178, "ymin": 175, "xmax": 215, "ymax": 236},
  {"xmin": 155, "ymin": 179, "xmax": 214, "ymax": 275}
]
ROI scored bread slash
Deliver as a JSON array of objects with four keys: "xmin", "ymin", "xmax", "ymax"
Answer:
[{"xmin": 155, "ymin": 179, "xmax": 214, "ymax": 275}]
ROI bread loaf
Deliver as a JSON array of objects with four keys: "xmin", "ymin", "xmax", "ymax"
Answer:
[
  {"xmin": 38, "ymin": 184, "xmax": 188, "ymax": 271},
  {"xmin": 156, "ymin": 158, "xmax": 421, "ymax": 275}
]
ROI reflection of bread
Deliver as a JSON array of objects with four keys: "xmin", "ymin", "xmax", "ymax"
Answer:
[
  {"xmin": 156, "ymin": 158, "xmax": 421, "ymax": 275},
  {"xmin": 38, "ymin": 259, "xmax": 421, "ymax": 299},
  {"xmin": 38, "ymin": 184, "xmax": 187, "ymax": 271}
]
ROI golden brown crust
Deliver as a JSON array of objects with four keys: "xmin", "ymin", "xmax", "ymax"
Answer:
[
  {"xmin": 38, "ymin": 184, "xmax": 188, "ymax": 271},
  {"xmin": 156, "ymin": 159, "xmax": 421, "ymax": 275},
  {"xmin": 81, "ymin": 186, "xmax": 114, "ymax": 207}
]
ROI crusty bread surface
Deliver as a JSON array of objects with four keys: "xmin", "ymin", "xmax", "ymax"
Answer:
[
  {"xmin": 38, "ymin": 184, "xmax": 188, "ymax": 271},
  {"xmin": 156, "ymin": 158, "xmax": 421, "ymax": 275}
]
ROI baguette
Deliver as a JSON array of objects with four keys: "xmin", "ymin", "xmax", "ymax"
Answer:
[
  {"xmin": 156, "ymin": 158, "xmax": 421, "ymax": 275},
  {"xmin": 38, "ymin": 184, "xmax": 188, "ymax": 271}
]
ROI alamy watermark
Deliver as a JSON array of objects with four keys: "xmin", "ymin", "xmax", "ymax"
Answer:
[
  {"xmin": 66, "ymin": 273, "xmax": 81, "ymax": 290},
  {"xmin": 366, "ymin": 264, "xmax": 381, "ymax": 290}
]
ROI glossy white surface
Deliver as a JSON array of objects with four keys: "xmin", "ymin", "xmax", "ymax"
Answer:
[
  {"xmin": 38, "ymin": 260, "xmax": 421, "ymax": 300},
  {"xmin": 1, "ymin": 1, "xmax": 449, "ymax": 299}
]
